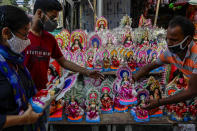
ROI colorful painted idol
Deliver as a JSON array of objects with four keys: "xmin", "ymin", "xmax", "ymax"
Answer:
[
  {"xmin": 131, "ymin": 89, "xmax": 149, "ymax": 122},
  {"xmin": 99, "ymin": 80, "xmax": 113, "ymax": 114},
  {"xmin": 67, "ymin": 96, "xmax": 84, "ymax": 122},
  {"xmin": 93, "ymin": 52, "xmax": 103, "ymax": 70},
  {"xmin": 116, "ymin": 66, "xmax": 137, "ymax": 106},
  {"xmin": 95, "ymin": 17, "xmax": 108, "ymax": 32},
  {"xmin": 85, "ymin": 88, "xmax": 100, "ymax": 123},
  {"xmin": 110, "ymin": 49, "xmax": 120, "ymax": 70},
  {"xmin": 86, "ymin": 50, "xmax": 94, "ymax": 70},
  {"xmin": 89, "ymin": 34, "xmax": 102, "ymax": 53},
  {"xmin": 70, "ymin": 30, "xmax": 87, "ymax": 53},
  {"xmin": 102, "ymin": 49, "xmax": 110, "ymax": 71}
]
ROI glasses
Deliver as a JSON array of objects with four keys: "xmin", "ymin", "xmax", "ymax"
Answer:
[
  {"xmin": 43, "ymin": 13, "xmax": 56, "ymax": 21},
  {"xmin": 15, "ymin": 31, "xmax": 28, "ymax": 39}
]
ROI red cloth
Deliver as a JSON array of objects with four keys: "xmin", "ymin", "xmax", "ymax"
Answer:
[
  {"xmin": 169, "ymin": 64, "xmax": 177, "ymax": 83},
  {"xmin": 112, "ymin": 59, "xmax": 120, "ymax": 67},
  {"xmin": 24, "ymin": 31, "xmax": 63, "ymax": 90},
  {"xmin": 51, "ymin": 60, "xmax": 61, "ymax": 77}
]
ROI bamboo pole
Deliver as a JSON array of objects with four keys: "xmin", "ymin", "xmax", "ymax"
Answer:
[
  {"xmin": 154, "ymin": 0, "xmax": 161, "ymax": 26},
  {"xmin": 88, "ymin": 0, "xmax": 97, "ymax": 26},
  {"xmin": 94, "ymin": 0, "xmax": 97, "ymax": 24},
  {"xmin": 80, "ymin": 1, "xmax": 82, "ymax": 29},
  {"xmin": 60, "ymin": 0, "xmax": 64, "ymax": 28}
]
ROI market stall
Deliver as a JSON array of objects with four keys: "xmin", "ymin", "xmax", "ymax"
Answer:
[{"xmin": 31, "ymin": 13, "xmax": 197, "ymax": 131}]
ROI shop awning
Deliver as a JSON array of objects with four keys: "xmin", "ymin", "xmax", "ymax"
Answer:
[
  {"xmin": 188, "ymin": 0, "xmax": 197, "ymax": 5},
  {"xmin": 174, "ymin": 0, "xmax": 189, "ymax": 6}
]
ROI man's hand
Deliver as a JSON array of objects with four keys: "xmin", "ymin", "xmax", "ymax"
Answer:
[
  {"xmin": 56, "ymin": 57, "xmax": 105, "ymax": 80},
  {"xmin": 21, "ymin": 104, "xmax": 43, "ymax": 125},
  {"xmin": 133, "ymin": 62, "xmax": 162, "ymax": 82},
  {"xmin": 87, "ymin": 70, "xmax": 104, "ymax": 80},
  {"xmin": 142, "ymin": 99, "xmax": 160, "ymax": 110}
]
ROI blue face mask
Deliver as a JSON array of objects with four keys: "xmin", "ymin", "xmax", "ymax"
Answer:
[{"xmin": 168, "ymin": 36, "xmax": 189, "ymax": 54}]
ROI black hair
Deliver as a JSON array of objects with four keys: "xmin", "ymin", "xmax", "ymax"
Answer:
[
  {"xmin": 99, "ymin": 24, "xmax": 105, "ymax": 30},
  {"xmin": 153, "ymin": 88, "xmax": 162, "ymax": 99},
  {"xmin": 168, "ymin": 16, "xmax": 195, "ymax": 37},
  {"xmin": 0, "ymin": 5, "xmax": 30, "ymax": 40},
  {"xmin": 49, "ymin": 65, "xmax": 59, "ymax": 77},
  {"xmin": 70, "ymin": 39, "xmax": 83, "ymax": 50},
  {"xmin": 33, "ymin": 0, "xmax": 62, "ymax": 14},
  {"xmin": 140, "ymin": 37, "xmax": 149, "ymax": 45},
  {"xmin": 101, "ymin": 93, "xmax": 111, "ymax": 101},
  {"xmin": 123, "ymin": 36, "xmax": 132, "ymax": 46}
]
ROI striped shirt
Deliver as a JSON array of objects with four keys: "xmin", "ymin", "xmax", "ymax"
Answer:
[{"xmin": 156, "ymin": 41, "xmax": 197, "ymax": 78}]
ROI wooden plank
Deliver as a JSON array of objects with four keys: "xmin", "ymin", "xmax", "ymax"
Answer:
[
  {"xmin": 92, "ymin": 126, "xmax": 99, "ymax": 131},
  {"xmin": 48, "ymin": 112, "xmax": 197, "ymax": 125},
  {"xmin": 112, "ymin": 125, "xmax": 116, "ymax": 131},
  {"xmin": 102, "ymin": 71, "xmax": 116, "ymax": 75},
  {"xmin": 102, "ymin": 71, "xmax": 163, "ymax": 76},
  {"xmin": 107, "ymin": 125, "xmax": 111, "ymax": 131}
]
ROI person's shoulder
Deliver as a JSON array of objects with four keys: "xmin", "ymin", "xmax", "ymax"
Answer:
[
  {"xmin": 190, "ymin": 41, "xmax": 197, "ymax": 63},
  {"xmin": 161, "ymin": 49, "xmax": 172, "ymax": 57},
  {"xmin": 43, "ymin": 30, "xmax": 55, "ymax": 39},
  {"xmin": 42, "ymin": 31, "xmax": 57, "ymax": 45},
  {"xmin": 190, "ymin": 40, "xmax": 197, "ymax": 53}
]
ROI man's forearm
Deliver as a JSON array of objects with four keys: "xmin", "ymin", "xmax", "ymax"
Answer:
[
  {"xmin": 3, "ymin": 115, "xmax": 24, "ymax": 128},
  {"xmin": 160, "ymin": 74, "xmax": 197, "ymax": 105},
  {"xmin": 160, "ymin": 89, "xmax": 196, "ymax": 106},
  {"xmin": 57, "ymin": 57, "xmax": 89, "ymax": 75},
  {"xmin": 133, "ymin": 62, "xmax": 161, "ymax": 81}
]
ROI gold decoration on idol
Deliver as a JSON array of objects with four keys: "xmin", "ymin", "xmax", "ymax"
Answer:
[
  {"xmin": 110, "ymin": 49, "xmax": 118, "ymax": 57},
  {"xmin": 142, "ymin": 30, "xmax": 149, "ymax": 39},
  {"xmin": 150, "ymin": 80, "xmax": 160, "ymax": 91},
  {"xmin": 126, "ymin": 32, "xmax": 131, "ymax": 37},
  {"xmin": 74, "ymin": 34, "xmax": 80, "ymax": 40},
  {"xmin": 147, "ymin": 76, "xmax": 156, "ymax": 86},
  {"xmin": 126, "ymin": 50, "xmax": 133, "ymax": 58},
  {"xmin": 124, "ymin": 15, "xmax": 130, "ymax": 23}
]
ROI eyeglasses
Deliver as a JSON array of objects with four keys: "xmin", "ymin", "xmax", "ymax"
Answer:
[
  {"xmin": 15, "ymin": 31, "xmax": 28, "ymax": 39},
  {"xmin": 43, "ymin": 13, "xmax": 56, "ymax": 21}
]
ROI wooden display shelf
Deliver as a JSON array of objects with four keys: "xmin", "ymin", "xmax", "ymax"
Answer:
[
  {"xmin": 102, "ymin": 71, "xmax": 163, "ymax": 76},
  {"xmin": 48, "ymin": 112, "xmax": 197, "ymax": 125},
  {"xmin": 102, "ymin": 71, "xmax": 116, "ymax": 75}
]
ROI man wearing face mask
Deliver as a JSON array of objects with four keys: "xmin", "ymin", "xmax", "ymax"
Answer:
[
  {"xmin": 24, "ymin": 0, "xmax": 104, "ymax": 92},
  {"xmin": 132, "ymin": 16, "xmax": 196, "ymax": 110}
]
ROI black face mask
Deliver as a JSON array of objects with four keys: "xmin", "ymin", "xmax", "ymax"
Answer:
[
  {"xmin": 43, "ymin": 19, "xmax": 58, "ymax": 32},
  {"xmin": 168, "ymin": 36, "xmax": 189, "ymax": 54},
  {"xmin": 40, "ymin": 12, "xmax": 58, "ymax": 32}
]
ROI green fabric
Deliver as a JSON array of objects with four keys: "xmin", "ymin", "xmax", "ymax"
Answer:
[
  {"xmin": 169, "ymin": 3, "xmax": 174, "ymax": 8},
  {"xmin": 49, "ymin": 29, "xmax": 62, "ymax": 36},
  {"xmin": 177, "ymin": 6, "xmax": 182, "ymax": 9}
]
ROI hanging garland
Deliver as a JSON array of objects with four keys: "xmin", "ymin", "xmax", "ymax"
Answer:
[
  {"xmin": 169, "ymin": 3, "xmax": 182, "ymax": 10},
  {"xmin": 168, "ymin": 0, "xmax": 189, "ymax": 11}
]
